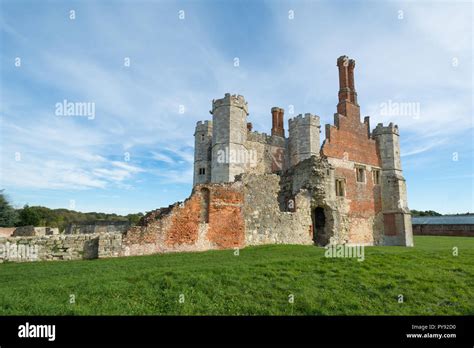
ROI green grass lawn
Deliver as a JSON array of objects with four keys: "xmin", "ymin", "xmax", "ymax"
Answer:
[{"xmin": 0, "ymin": 236, "xmax": 473, "ymax": 315}]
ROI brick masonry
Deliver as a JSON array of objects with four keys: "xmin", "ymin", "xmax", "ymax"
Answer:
[{"xmin": 413, "ymin": 224, "xmax": 474, "ymax": 237}]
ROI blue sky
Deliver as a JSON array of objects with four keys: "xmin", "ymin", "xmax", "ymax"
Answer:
[{"xmin": 0, "ymin": 0, "xmax": 472, "ymax": 214}]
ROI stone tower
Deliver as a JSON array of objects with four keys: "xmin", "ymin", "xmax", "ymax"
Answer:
[
  {"xmin": 210, "ymin": 93, "xmax": 249, "ymax": 183},
  {"xmin": 193, "ymin": 120, "xmax": 213, "ymax": 185},
  {"xmin": 288, "ymin": 113, "xmax": 321, "ymax": 166},
  {"xmin": 373, "ymin": 123, "xmax": 413, "ymax": 246}
]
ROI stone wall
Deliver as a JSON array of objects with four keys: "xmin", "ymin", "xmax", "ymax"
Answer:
[
  {"xmin": 65, "ymin": 221, "xmax": 130, "ymax": 234},
  {"xmin": 241, "ymin": 173, "xmax": 314, "ymax": 246},
  {"xmin": 0, "ymin": 232, "xmax": 122, "ymax": 263},
  {"xmin": 413, "ymin": 224, "xmax": 474, "ymax": 237},
  {"xmin": 12, "ymin": 226, "xmax": 60, "ymax": 237},
  {"xmin": 244, "ymin": 139, "xmax": 286, "ymax": 175}
]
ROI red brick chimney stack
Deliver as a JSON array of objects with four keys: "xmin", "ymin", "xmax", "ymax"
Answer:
[
  {"xmin": 271, "ymin": 107, "xmax": 285, "ymax": 137},
  {"xmin": 337, "ymin": 55, "xmax": 351, "ymax": 103},
  {"xmin": 336, "ymin": 55, "xmax": 361, "ymax": 121},
  {"xmin": 348, "ymin": 59, "xmax": 357, "ymax": 104}
]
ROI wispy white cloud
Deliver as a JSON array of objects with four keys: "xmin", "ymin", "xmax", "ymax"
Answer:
[{"xmin": 151, "ymin": 152, "xmax": 176, "ymax": 165}]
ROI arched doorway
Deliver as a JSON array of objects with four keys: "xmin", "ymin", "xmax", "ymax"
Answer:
[{"xmin": 312, "ymin": 207, "xmax": 326, "ymax": 244}]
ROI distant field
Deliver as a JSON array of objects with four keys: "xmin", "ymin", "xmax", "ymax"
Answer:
[{"xmin": 0, "ymin": 236, "xmax": 473, "ymax": 315}]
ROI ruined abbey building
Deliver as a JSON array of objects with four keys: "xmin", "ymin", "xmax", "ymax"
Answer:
[
  {"xmin": 120, "ymin": 55, "xmax": 413, "ymax": 256},
  {"xmin": 0, "ymin": 56, "xmax": 413, "ymax": 263}
]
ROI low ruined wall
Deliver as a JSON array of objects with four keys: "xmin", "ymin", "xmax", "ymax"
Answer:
[
  {"xmin": 12, "ymin": 226, "xmax": 59, "ymax": 237},
  {"xmin": 413, "ymin": 224, "xmax": 474, "ymax": 237},
  {"xmin": 65, "ymin": 222, "xmax": 130, "ymax": 234},
  {"xmin": 0, "ymin": 232, "xmax": 122, "ymax": 263}
]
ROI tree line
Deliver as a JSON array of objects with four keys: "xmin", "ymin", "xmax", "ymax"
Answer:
[{"xmin": 0, "ymin": 191, "xmax": 143, "ymax": 232}]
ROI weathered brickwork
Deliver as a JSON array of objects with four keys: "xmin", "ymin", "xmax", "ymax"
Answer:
[
  {"xmin": 166, "ymin": 195, "xmax": 200, "ymax": 247},
  {"xmin": 120, "ymin": 183, "xmax": 245, "ymax": 256},
  {"xmin": 413, "ymin": 224, "xmax": 474, "ymax": 237}
]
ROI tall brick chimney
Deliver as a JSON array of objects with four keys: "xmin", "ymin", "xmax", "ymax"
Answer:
[
  {"xmin": 336, "ymin": 55, "xmax": 360, "ymax": 121},
  {"xmin": 271, "ymin": 107, "xmax": 285, "ymax": 137},
  {"xmin": 347, "ymin": 59, "xmax": 357, "ymax": 104},
  {"xmin": 337, "ymin": 55, "xmax": 351, "ymax": 103}
]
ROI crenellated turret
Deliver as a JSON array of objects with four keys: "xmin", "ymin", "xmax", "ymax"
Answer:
[
  {"xmin": 372, "ymin": 122, "xmax": 413, "ymax": 246},
  {"xmin": 288, "ymin": 113, "xmax": 321, "ymax": 166},
  {"xmin": 193, "ymin": 120, "xmax": 213, "ymax": 186},
  {"xmin": 210, "ymin": 93, "xmax": 249, "ymax": 183}
]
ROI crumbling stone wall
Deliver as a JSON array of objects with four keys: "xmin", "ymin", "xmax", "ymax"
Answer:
[
  {"xmin": 12, "ymin": 226, "xmax": 59, "ymax": 237},
  {"xmin": 245, "ymin": 132, "xmax": 286, "ymax": 175},
  {"xmin": 241, "ymin": 173, "xmax": 313, "ymax": 246},
  {"xmin": 278, "ymin": 156, "xmax": 351, "ymax": 246},
  {"xmin": 0, "ymin": 232, "xmax": 122, "ymax": 263},
  {"xmin": 65, "ymin": 221, "xmax": 130, "ymax": 234}
]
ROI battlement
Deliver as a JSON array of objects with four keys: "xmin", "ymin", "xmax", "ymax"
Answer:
[
  {"xmin": 247, "ymin": 131, "xmax": 286, "ymax": 147},
  {"xmin": 372, "ymin": 122, "xmax": 399, "ymax": 137},
  {"xmin": 211, "ymin": 93, "xmax": 249, "ymax": 115},
  {"xmin": 195, "ymin": 120, "xmax": 213, "ymax": 130},
  {"xmin": 288, "ymin": 113, "xmax": 321, "ymax": 128},
  {"xmin": 247, "ymin": 131, "xmax": 270, "ymax": 143},
  {"xmin": 288, "ymin": 113, "xmax": 320, "ymax": 166}
]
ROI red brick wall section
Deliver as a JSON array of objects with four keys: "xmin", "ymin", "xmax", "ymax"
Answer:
[
  {"xmin": 165, "ymin": 195, "xmax": 201, "ymax": 246},
  {"xmin": 322, "ymin": 108, "xmax": 382, "ymax": 217},
  {"xmin": 384, "ymin": 213, "xmax": 397, "ymax": 236},
  {"xmin": 334, "ymin": 166, "xmax": 381, "ymax": 217},
  {"xmin": 122, "ymin": 225, "xmax": 159, "ymax": 245},
  {"xmin": 322, "ymin": 113, "xmax": 380, "ymax": 167},
  {"xmin": 413, "ymin": 224, "xmax": 474, "ymax": 237},
  {"xmin": 322, "ymin": 87, "xmax": 384, "ymax": 242},
  {"xmin": 207, "ymin": 186, "xmax": 245, "ymax": 249},
  {"xmin": 164, "ymin": 185, "xmax": 245, "ymax": 249},
  {"xmin": 123, "ymin": 185, "xmax": 245, "ymax": 253}
]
